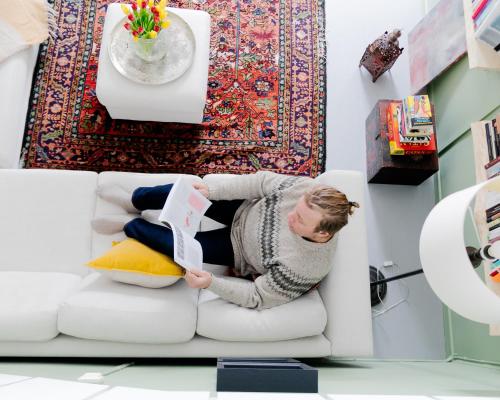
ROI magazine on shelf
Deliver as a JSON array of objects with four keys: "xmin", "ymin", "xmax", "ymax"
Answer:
[
  {"xmin": 158, "ymin": 177, "xmax": 212, "ymax": 271},
  {"xmin": 402, "ymin": 95, "xmax": 434, "ymax": 136},
  {"xmin": 386, "ymin": 102, "xmax": 436, "ymax": 155}
]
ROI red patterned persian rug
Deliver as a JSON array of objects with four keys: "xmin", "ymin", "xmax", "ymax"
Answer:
[{"xmin": 21, "ymin": 0, "xmax": 326, "ymax": 176}]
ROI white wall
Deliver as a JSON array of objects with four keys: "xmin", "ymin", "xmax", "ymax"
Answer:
[{"xmin": 325, "ymin": 0, "xmax": 446, "ymax": 359}]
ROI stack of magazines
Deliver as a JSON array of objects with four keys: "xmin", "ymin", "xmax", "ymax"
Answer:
[{"xmin": 386, "ymin": 95, "xmax": 437, "ymax": 156}]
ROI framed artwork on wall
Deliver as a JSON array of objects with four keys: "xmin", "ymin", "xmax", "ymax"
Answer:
[{"xmin": 408, "ymin": 0, "xmax": 467, "ymax": 94}]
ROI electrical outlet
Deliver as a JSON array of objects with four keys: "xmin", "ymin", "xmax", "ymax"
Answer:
[{"xmin": 383, "ymin": 261, "xmax": 394, "ymax": 268}]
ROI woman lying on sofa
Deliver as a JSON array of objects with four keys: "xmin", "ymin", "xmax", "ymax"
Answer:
[{"xmin": 95, "ymin": 171, "xmax": 359, "ymax": 310}]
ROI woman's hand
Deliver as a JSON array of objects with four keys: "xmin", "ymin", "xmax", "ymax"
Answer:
[
  {"xmin": 192, "ymin": 182, "xmax": 209, "ymax": 198},
  {"xmin": 184, "ymin": 269, "xmax": 212, "ymax": 289}
]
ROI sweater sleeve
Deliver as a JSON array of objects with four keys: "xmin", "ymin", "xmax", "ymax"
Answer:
[
  {"xmin": 203, "ymin": 171, "xmax": 304, "ymax": 201},
  {"xmin": 207, "ymin": 266, "xmax": 321, "ymax": 310}
]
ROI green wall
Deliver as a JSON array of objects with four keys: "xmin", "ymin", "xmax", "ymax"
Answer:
[{"xmin": 428, "ymin": 53, "xmax": 500, "ymax": 362}]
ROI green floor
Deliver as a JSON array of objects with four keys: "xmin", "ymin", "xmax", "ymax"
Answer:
[{"xmin": 1, "ymin": 358, "xmax": 500, "ymax": 397}]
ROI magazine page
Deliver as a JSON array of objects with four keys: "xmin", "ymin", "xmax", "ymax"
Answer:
[
  {"xmin": 158, "ymin": 177, "xmax": 212, "ymax": 237},
  {"xmin": 171, "ymin": 224, "xmax": 203, "ymax": 271}
]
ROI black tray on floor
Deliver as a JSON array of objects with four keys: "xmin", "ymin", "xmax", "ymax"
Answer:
[{"xmin": 216, "ymin": 358, "xmax": 318, "ymax": 393}]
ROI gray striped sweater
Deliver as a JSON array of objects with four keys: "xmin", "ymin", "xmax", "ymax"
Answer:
[{"xmin": 204, "ymin": 171, "xmax": 337, "ymax": 310}]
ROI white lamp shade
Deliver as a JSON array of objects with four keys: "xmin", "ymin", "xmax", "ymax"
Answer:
[{"xmin": 419, "ymin": 177, "xmax": 500, "ymax": 324}]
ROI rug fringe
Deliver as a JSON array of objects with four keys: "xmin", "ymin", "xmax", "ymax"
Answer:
[{"xmin": 46, "ymin": 0, "xmax": 59, "ymax": 40}]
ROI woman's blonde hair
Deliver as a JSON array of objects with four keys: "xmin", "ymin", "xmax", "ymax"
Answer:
[{"xmin": 303, "ymin": 185, "xmax": 360, "ymax": 236}]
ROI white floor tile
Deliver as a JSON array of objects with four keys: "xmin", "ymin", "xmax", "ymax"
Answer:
[
  {"xmin": 0, "ymin": 374, "xmax": 30, "ymax": 386},
  {"xmin": 328, "ymin": 396, "xmax": 433, "ymax": 400},
  {"xmin": 0, "ymin": 377, "xmax": 108, "ymax": 400},
  {"xmin": 94, "ymin": 387, "xmax": 210, "ymax": 400},
  {"xmin": 217, "ymin": 393, "xmax": 324, "ymax": 400},
  {"xmin": 434, "ymin": 397, "xmax": 500, "ymax": 400}
]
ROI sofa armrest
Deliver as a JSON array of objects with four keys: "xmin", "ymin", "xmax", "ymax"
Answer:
[
  {"xmin": 0, "ymin": 45, "xmax": 39, "ymax": 168},
  {"xmin": 316, "ymin": 170, "xmax": 373, "ymax": 357}
]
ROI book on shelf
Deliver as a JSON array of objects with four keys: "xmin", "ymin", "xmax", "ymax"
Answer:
[
  {"xmin": 490, "ymin": 266, "xmax": 500, "ymax": 282},
  {"xmin": 486, "ymin": 202, "xmax": 500, "ymax": 217},
  {"xmin": 472, "ymin": 0, "xmax": 491, "ymax": 20},
  {"xmin": 489, "ymin": 235, "xmax": 500, "ymax": 244},
  {"xmin": 486, "ymin": 211, "xmax": 500, "ymax": 224},
  {"xmin": 487, "ymin": 216, "xmax": 500, "ymax": 227},
  {"xmin": 488, "ymin": 230, "xmax": 500, "ymax": 241},
  {"xmin": 474, "ymin": 0, "xmax": 494, "ymax": 27},
  {"xmin": 402, "ymin": 95, "xmax": 434, "ymax": 136},
  {"xmin": 488, "ymin": 226, "xmax": 500, "ymax": 239},
  {"xmin": 473, "ymin": 0, "xmax": 500, "ymax": 50},
  {"xmin": 488, "ymin": 220, "xmax": 500, "ymax": 230},
  {"xmin": 485, "ymin": 155, "xmax": 500, "ymax": 170},
  {"xmin": 486, "ymin": 210, "xmax": 500, "ymax": 222},
  {"xmin": 486, "ymin": 158, "xmax": 500, "ymax": 178},
  {"xmin": 486, "ymin": 211, "xmax": 500, "ymax": 222},
  {"xmin": 485, "ymin": 121, "xmax": 494, "ymax": 160},
  {"xmin": 491, "ymin": 118, "xmax": 500, "ymax": 159},
  {"xmin": 494, "ymin": 117, "xmax": 499, "ymax": 153},
  {"xmin": 487, "ymin": 217, "xmax": 500, "ymax": 228},
  {"xmin": 386, "ymin": 102, "xmax": 436, "ymax": 156},
  {"xmin": 489, "ymin": 171, "xmax": 500, "ymax": 180},
  {"xmin": 482, "ymin": 116, "xmax": 500, "ymax": 163},
  {"xmin": 488, "ymin": 121, "xmax": 498, "ymax": 160}
]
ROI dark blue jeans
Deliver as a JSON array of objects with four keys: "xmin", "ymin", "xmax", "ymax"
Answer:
[{"xmin": 124, "ymin": 184, "xmax": 243, "ymax": 267}]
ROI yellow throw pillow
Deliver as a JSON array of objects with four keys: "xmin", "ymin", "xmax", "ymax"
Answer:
[{"xmin": 87, "ymin": 239, "xmax": 184, "ymax": 288}]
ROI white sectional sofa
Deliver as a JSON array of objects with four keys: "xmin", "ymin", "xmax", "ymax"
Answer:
[
  {"xmin": 0, "ymin": 168, "xmax": 373, "ymax": 358},
  {"xmin": 0, "ymin": 45, "xmax": 39, "ymax": 169}
]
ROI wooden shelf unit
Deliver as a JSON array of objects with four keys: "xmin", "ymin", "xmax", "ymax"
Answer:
[
  {"xmin": 463, "ymin": 0, "xmax": 500, "ymax": 70},
  {"xmin": 471, "ymin": 120, "xmax": 500, "ymax": 335},
  {"xmin": 365, "ymin": 100, "xmax": 439, "ymax": 186}
]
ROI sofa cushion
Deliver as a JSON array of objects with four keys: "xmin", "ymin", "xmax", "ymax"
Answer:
[
  {"xmin": 196, "ymin": 280, "xmax": 327, "ymax": 341},
  {"xmin": 58, "ymin": 273, "xmax": 198, "ymax": 344},
  {"xmin": 0, "ymin": 272, "xmax": 82, "ymax": 341},
  {"xmin": 0, "ymin": 169, "xmax": 98, "ymax": 276},
  {"xmin": 87, "ymin": 239, "xmax": 183, "ymax": 288}
]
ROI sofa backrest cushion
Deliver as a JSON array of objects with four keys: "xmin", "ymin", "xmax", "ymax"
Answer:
[{"xmin": 0, "ymin": 169, "xmax": 98, "ymax": 275}]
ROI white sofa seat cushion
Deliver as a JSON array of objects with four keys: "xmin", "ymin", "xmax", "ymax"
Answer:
[
  {"xmin": 58, "ymin": 273, "xmax": 199, "ymax": 344},
  {"xmin": 196, "ymin": 282, "xmax": 327, "ymax": 342},
  {"xmin": 0, "ymin": 272, "xmax": 81, "ymax": 341}
]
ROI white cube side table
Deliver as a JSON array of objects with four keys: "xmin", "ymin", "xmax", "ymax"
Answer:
[{"xmin": 96, "ymin": 3, "xmax": 210, "ymax": 124}]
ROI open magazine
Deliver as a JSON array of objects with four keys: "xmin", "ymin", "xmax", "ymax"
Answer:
[{"xmin": 158, "ymin": 177, "xmax": 212, "ymax": 271}]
